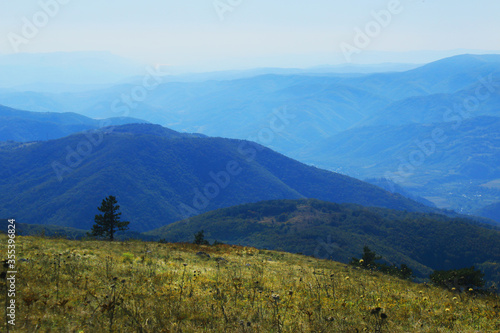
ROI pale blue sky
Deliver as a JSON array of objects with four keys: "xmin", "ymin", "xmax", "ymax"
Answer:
[{"xmin": 1, "ymin": 0, "xmax": 499, "ymax": 71}]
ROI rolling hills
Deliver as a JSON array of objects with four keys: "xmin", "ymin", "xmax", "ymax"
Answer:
[
  {"xmin": 0, "ymin": 123, "xmax": 432, "ymax": 231},
  {"xmin": 0, "ymin": 218, "xmax": 86, "ymax": 239},
  {"xmin": 295, "ymin": 116, "xmax": 500, "ymax": 216},
  {"xmin": 145, "ymin": 198, "xmax": 500, "ymax": 283},
  {"xmin": 1, "ymin": 54, "xmax": 499, "ymax": 221},
  {"xmin": 357, "ymin": 73, "xmax": 500, "ymax": 127},
  {"xmin": 2, "ymin": 54, "xmax": 499, "ymax": 154}
]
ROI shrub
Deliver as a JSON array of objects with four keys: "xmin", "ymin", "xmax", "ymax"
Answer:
[
  {"xmin": 193, "ymin": 230, "xmax": 210, "ymax": 245},
  {"xmin": 430, "ymin": 266, "xmax": 485, "ymax": 291}
]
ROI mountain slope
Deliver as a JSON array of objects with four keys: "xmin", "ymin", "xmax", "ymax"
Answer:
[
  {"xmin": 3, "ymin": 233, "xmax": 499, "ymax": 332},
  {"xmin": 365, "ymin": 178, "xmax": 436, "ymax": 207},
  {"xmin": 358, "ymin": 73, "xmax": 500, "ymax": 127},
  {"xmin": 145, "ymin": 199, "xmax": 500, "ymax": 283},
  {"xmin": 296, "ymin": 116, "xmax": 500, "ymax": 215},
  {"xmin": 0, "ymin": 104, "xmax": 147, "ymax": 142},
  {"xmin": 0, "ymin": 218, "xmax": 87, "ymax": 239},
  {"xmin": 477, "ymin": 202, "xmax": 500, "ymax": 223},
  {"xmin": 0, "ymin": 124, "xmax": 431, "ymax": 231},
  {"xmin": 385, "ymin": 54, "xmax": 500, "ymax": 96}
]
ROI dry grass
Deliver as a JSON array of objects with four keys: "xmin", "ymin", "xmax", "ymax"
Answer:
[{"xmin": 1, "ymin": 234, "xmax": 499, "ymax": 332}]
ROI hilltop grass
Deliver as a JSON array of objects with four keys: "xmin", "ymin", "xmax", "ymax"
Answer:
[{"xmin": 1, "ymin": 234, "xmax": 499, "ymax": 332}]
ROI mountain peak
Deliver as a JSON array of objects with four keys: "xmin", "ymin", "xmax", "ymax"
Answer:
[{"xmin": 410, "ymin": 53, "xmax": 500, "ymax": 74}]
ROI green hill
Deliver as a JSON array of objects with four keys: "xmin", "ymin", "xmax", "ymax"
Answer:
[
  {"xmin": 0, "ymin": 218, "xmax": 87, "ymax": 239},
  {"xmin": 146, "ymin": 199, "xmax": 500, "ymax": 285}
]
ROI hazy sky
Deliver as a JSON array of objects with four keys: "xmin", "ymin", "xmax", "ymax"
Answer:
[{"xmin": 1, "ymin": 0, "xmax": 500, "ymax": 70}]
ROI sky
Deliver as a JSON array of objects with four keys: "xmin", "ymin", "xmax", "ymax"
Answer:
[{"xmin": 1, "ymin": 0, "xmax": 500, "ymax": 71}]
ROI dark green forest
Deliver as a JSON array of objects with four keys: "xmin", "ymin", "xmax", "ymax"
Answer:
[{"xmin": 146, "ymin": 199, "xmax": 500, "ymax": 286}]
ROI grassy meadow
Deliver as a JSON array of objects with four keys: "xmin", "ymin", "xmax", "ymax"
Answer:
[{"xmin": 1, "ymin": 234, "xmax": 499, "ymax": 332}]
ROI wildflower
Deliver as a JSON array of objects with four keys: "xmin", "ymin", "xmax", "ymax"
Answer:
[
  {"xmin": 445, "ymin": 308, "xmax": 450, "ymax": 312},
  {"xmin": 468, "ymin": 288, "xmax": 473, "ymax": 292},
  {"xmin": 359, "ymin": 259, "xmax": 364, "ymax": 264},
  {"xmin": 452, "ymin": 297, "xmax": 457, "ymax": 301},
  {"xmin": 345, "ymin": 276, "xmax": 350, "ymax": 280}
]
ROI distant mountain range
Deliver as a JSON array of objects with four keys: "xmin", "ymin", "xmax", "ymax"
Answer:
[
  {"xmin": 295, "ymin": 115, "xmax": 500, "ymax": 219},
  {"xmin": 0, "ymin": 104, "xmax": 148, "ymax": 142},
  {"xmin": 1, "ymin": 54, "xmax": 499, "ymax": 220},
  {"xmin": 3, "ymin": 54, "xmax": 499, "ymax": 145},
  {"xmin": 0, "ymin": 50, "xmax": 436, "ymax": 93},
  {"xmin": 356, "ymin": 74, "xmax": 500, "ymax": 127},
  {"xmin": 0, "ymin": 123, "xmax": 442, "ymax": 232},
  {"xmin": 145, "ymin": 198, "xmax": 500, "ymax": 284}
]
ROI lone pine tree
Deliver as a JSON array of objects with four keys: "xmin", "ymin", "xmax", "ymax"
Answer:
[{"xmin": 91, "ymin": 195, "xmax": 129, "ymax": 241}]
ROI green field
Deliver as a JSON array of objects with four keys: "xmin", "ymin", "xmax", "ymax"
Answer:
[{"xmin": 1, "ymin": 234, "xmax": 499, "ymax": 332}]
